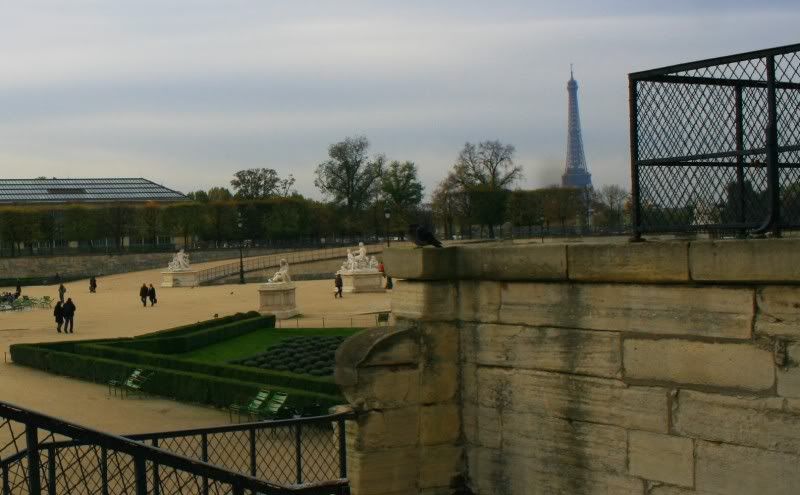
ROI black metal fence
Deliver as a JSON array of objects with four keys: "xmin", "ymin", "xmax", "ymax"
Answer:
[
  {"xmin": 0, "ymin": 401, "xmax": 352, "ymax": 494},
  {"xmin": 629, "ymin": 43, "xmax": 800, "ymax": 238}
]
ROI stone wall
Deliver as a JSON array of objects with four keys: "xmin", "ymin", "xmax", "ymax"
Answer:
[{"xmin": 336, "ymin": 239, "xmax": 800, "ymax": 495}]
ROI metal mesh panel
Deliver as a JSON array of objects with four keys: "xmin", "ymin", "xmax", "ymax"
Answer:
[{"xmin": 631, "ymin": 43, "xmax": 800, "ymax": 236}]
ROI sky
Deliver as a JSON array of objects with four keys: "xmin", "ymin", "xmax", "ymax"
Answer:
[{"xmin": 0, "ymin": 1, "xmax": 798, "ymax": 199}]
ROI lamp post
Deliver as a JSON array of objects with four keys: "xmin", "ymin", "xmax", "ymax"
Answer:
[
  {"xmin": 237, "ymin": 213, "xmax": 245, "ymax": 285},
  {"xmin": 384, "ymin": 209, "xmax": 391, "ymax": 247}
]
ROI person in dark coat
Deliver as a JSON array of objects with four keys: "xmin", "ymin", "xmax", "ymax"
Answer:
[
  {"xmin": 15, "ymin": 280, "xmax": 21, "ymax": 298},
  {"xmin": 334, "ymin": 274, "xmax": 343, "ymax": 299},
  {"xmin": 62, "ymin": 298, "xmax": 76, "ymax": 333},
  {"xmin": 89, "ymin": 276, "xmax": 97, "ymax": 293},
  {"xmin": 148, "ymin": 284, "xmax": 157, "ymax": 306},
  {"xmin": 139, "ymin": 284, "xmax": 148, "ymax": 307},
  {"xmin": 58, "ymin": 283, "xmax": 67, "ymax": 303},
  {"xmin": 53, "ymin": 301, "xmax": 64, "ymax": 333}
]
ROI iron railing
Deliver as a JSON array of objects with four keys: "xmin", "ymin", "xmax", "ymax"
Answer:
[
  {"xmin": 0, "ymin": 401, "xmax": 352, "ymax": 494},
  {"xmin": 629, "ymin": 42, "xmax": 800, "ymax": 238},
  {"xmin": 197, "ymin": 244, "xmax": 384, "ymax": 285}
]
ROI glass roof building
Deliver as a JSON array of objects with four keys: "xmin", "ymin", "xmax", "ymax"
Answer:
[{"xmin": 0, "ymin": 178, "xmax": 187, "ymax": 204}]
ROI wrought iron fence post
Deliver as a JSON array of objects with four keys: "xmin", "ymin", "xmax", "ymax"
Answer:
[
  {"xmin": 152, "ymin": 439, "xmax": 160, "ymax": 495},
  {"xmin": 295, "ymin": 424, "xmax": 303, "ymax": 485},
  {"xmin": 766, "ymin": 55, "xmax": 781, "ymax": 237},
  {"xmin": 202, "ymin": 433, "xmax": 209, "ymax": 495},
  {"xmin": 101, "ymin": 448, "xmax": 108, "ymax": 495},
  {"xmin": 2, "ymin": 463, "xmax": 10, "ymax": 495},
  {"xmin": 338, "ymin": 417, "xmax": 348, "ymax": 479},
  {"xmin": 25, "ymin": 426, "xmax": 41, "ymax": 495},
  {"xmin": 628, "ymin": 76, "xmax": 643, "ymax": 242},
  {"xmin": 735, "ymin": 85, "xmax": 746, "ymax": 235},
  {"xmin": 47, "ymin": 447, "xmax": 56, "ymax": 495},
  {"xmin": 249, "ymin": 428, "xmax": 257, "ymax": 477},
  {"xmin": 134, "ymin": 456, "xmax": 147, "ymax": 495}
]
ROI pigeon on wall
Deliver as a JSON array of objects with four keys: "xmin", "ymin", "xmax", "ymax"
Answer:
[{"xmin": 408, "ymin": 224, "xmax": 443, "ymax": 248}]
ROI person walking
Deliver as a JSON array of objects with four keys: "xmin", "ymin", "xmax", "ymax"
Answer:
[
  {"xmin": 58, "ymin": 283, "xmax": 67, "ymax": 303},
  {"xmin": 334, "ymin": 273, "xmax": 343, "ymax": 299},
  {"xmin": 89, "ymin": 276, "xmax": 97, "ymax": 293},
  {"xmin": 15, "ymin": 280, "xmax": 21, "ymax": 298},
  {"xmin": 53, "ymin": 301, "xmax": 64, "ymax": 333},
  {"xmin": 139, "ymin": 283, "xmax": 148, "ymax": 307},
  {"xmin": 62, "ymin": 298, "xmax": 76, "ymax": 333},
  {"xmin": 148, "ymin": 284, "xmax": 157, "ymax": 306}
]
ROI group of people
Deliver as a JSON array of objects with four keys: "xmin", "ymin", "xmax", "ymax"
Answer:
[
  {"xmin": 2, "ymin": 281, "xmax": 23, "ymax": 303},
  {"xmin": 139, "ymin": 283, "xmax": 158, "ymax": 307},
  {"xmin": 53, "ymin": 298, "xmax": 76, "ymax": 333}
]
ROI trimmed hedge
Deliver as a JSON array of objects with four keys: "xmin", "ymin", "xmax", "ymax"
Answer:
[
  {"xmin": 10, "ymin": 344, "xmax": 340, "ymax": 410},
  {"xmin": 114, "ymin": 316, "xmax": 275, "ymax": 354},
  {"xmin": 136, "ymin": 311, "xmax": 264, "ymax": 340}
]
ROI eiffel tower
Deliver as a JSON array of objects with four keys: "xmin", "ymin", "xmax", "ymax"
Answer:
[{"xmin": 562, "ymin": 66, "xmax": 593, "ymax": 188}]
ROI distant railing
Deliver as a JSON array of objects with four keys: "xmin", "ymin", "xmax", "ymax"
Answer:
[
  {"xmin": 197, "ymin": 244, "xmax": 384, "ymax": 285},
  {"xmin": 0, "ymin": 400, "xmax": 352, "ymax": 494}
]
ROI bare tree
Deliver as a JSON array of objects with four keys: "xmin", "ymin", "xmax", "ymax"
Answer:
[
  {"xmin": 314, "ymin": 136, "xmax": 385, "ymax": 212},
  {"xmin": 453, "ymin": 140, "xmax": 522, "ymax": 191},
  {"xmin": 594, "ymin": 185, "xmax": 630, "ymax": 228}
]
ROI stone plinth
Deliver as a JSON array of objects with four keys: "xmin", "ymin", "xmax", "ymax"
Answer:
[
  {"xmin": 341, "ymin": 271, "xmax": 385, "ymax": 293},
  {"xmin": 160, "ymin": 270, "xmax": 200, "ymax": 288},
  {"xmin": 258, "ymin": 282, "xmax": 299, "ymax": 319}
]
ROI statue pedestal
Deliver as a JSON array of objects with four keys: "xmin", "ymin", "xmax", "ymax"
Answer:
[
  {"xmin": 258, "ymin": 282, "xmax": 299, "ymax": 319},
  {"xmin": 340, "ymin": 271, "xmax": 385, "ymax": 293},
  {"xmin": 161, "ymin": 270, "xmax": 200, "ymax": 288}
]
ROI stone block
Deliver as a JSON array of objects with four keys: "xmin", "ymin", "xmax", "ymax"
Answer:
[
  {"xmin": 778, "ymin": 342, "xmax": 800, "ymax": 398},
  {"xmin": 470, "ymin": 405, "xmax": 628, "ymax": 474},
  {"xmin": 468, "ymin": 323, "xmax": 621, "ymax": 378},
  {"xmin": 420, "ymin": 362, "xmax": 459, "ymax": 404},
  {"xmin": 383, "ymin": 246, "xmax": 458, "ymax": 280},
  {"xmin": 468, "ymin": 446, "xmax": 645, "ymax": 495},
  {"xmin": 457, "ymin": 281, "xmax": 501, "ymax": 323},
  {"xmin": 353, "ymin": 408, "xmax": 420, "ymax": 450},
  {"xmin": 457, "ymin": 243, "xmax": 567, "ymax": 281},
  {"xmin": 623, "ymin": 339, "xmax": 774, "ymax": 392},
  {"xmin": 340, "ymin": 271, "xmax": 385, "ymax": 293},
  {"xmin": 649, "ymin": 487, "xmax": 715, "ymax": 495},
  {"xmin": 419, "ymin": 444, "xmax": 462, "ymax": 489},
  {"xmin": 476, "ymin": 367, "xmax": 668, "ymax": 432},
  {"xmin": 690, "ymin": 238, "xmax": 800, "ymax": 282},
  {"xmin": 696, "ymin": 440, "xmax": 800, "ymax": 495},
  {"xmin": 257, "ymin": 282, "xmax": 298, "ymax": 319},
  {"xmin": 420, "ymin": 404, "xmax": 461, "ymax": 446},
  {"xmin": 419, "ymin": 322, "xmax": 460, "ymax": 364},
  {"xmin": 499, "ymin": 282, "xmax": 753, "ymax": 339},
  {"xmin": 391, "ymin": 280, "xmax": 457, "ymax": 321},
  {"xmin": 673, "ymin": 390, "xmax": 800, "ymax": 455},
  {"xmin": 160, "ymin": 269, "xmax": 199, "ymax": 288},
  {"xmin": 628, "ymin": 431, "xmax": 693, "ymax": 487},
  {"xmin": 348, "ymin": 447, "xmax": 418, "ymax": 495},
  {"xmin": 756, "ymin": 286, "xmax": 800, "ymax": 338},
  {"xmin": 355, "ymin": 367, "xmax": 421, "ymax": 409},
  {"xmin": 568, "ymin": 241, "xmax": 689, "ymax": 282}
]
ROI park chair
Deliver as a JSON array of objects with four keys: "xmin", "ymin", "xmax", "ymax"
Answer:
[
  {"xmin": 122, "ymin": 370, "xmax": 155, "ymax": 399},
  {"xmin": 108, "ymin": 369, "xmax": 142, "ymax": 397},
  {"xmin": 256, "ymin": 391, "xmax": 288, "ymax": 420},
  {"xmin": 377, "ymin": 312, "xmax": 390, "ymax": 325},
  {"xmin": 229, "ymin": 389, "xmax": 271, "ymax": 423},
  {"xmin": 39, "ymin": 296, "xmax": 53, "ymax": 309}
]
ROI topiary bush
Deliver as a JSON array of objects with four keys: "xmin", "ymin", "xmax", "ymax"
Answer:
[{"xmin": 231, "ymin": 336, "xmax": 347, "ymax": 376}]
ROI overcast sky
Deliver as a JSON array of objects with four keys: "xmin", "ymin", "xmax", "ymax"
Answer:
[{"xmin": 0, "ymin": 1, "xmax": 797, "ymax": 199}]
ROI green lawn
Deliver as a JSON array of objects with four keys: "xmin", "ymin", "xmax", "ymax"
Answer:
[{"xmin": 178, "ymin": 327, "xmax": 361, "ymax": 364}]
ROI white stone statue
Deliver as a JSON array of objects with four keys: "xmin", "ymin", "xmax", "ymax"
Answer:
[
  {"xmin": 338, "ymin": 243, "xmax": 380, "ymax": 273},
  {"xmin": 268, "ymin": 259, "xmax": 292, "ymax": 284},
  {"xmin": 368, "ymin": 256, "xmax": 379, "ymax": 270},
  {"xmin": 167, "ymin": 249, "xmax": 191, "ymax": 272}
]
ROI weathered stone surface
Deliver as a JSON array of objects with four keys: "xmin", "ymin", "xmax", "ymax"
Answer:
[
  {"xmin": 649, "ymin": 487, "xmax": 715, "ymax": 495},
  {"xmin": 756, "ymin": 286, "xmax": 800, "ymax": 338},
  {"xmin": 674, "ymin": 390, "xmax": 800, "ymax": 455},
  {"xmin": 463, "ymin": 324, "xmax": 621, "ymax": 378},
  {"xmin": 420, "ymin": 362, "xmax": 459, "ymax": 404},
  {"xmin": 353, "ymin": 407, "xmax": 420, "ymax": 450},
  {"xmin": 457, "ymin": 244, "xmax": 567, "ymax": 281},
  {"xmin": 476, "ymin": 367, "xmax": 668, "ymax": 432},
  {"xmin": 420, "ymin": 404, "xmax": 460, "ymax": 446},
  {"xmin": 568, "ymin": 241, "xmax": 689, "ymax": 282},
  {"xmin": 383, "ymin": 246, "xmax": 457, "ymax": 280},
  {"xmin": 348, "ymin": 446, "xmax": 418, "ymax": 495},
  {"xmin": 628, "ymin": 431, "xmax": 694, "ymax": 487},
  {"xmin": 696, "ymin": 440, "xmax": 800, "ymax": 495},
  {"xmin": 351, "ymin": 367, "xmax": 421, "ymax": 409},
  {"xmin": 391, "ymin": 280, "xmax": 457, "ymax": 320},
  {"xmin": 419, "ymin": 444, "xmax": 461, "ymax": 489},
  {"xmin": 690, "ymin": 238, "xmax": 800, "ymax": 282},
  {"xmin": 778, "ymin": 342, "xmax": 800, "ymax": 398},
  {"xmin": 499, "ymin": 282, "xmax": 753, "ymax": 339},
  {"xmin": 457, "ymin": 281, "xmax": 501, "ymax": 323},
  {"xmin": 624, "ymin": 339, "xmax": 774, "ymax": 392},
  {"xmin": 468, "ymin": 446, "xmax": 645, "ymax": 495},
  {"xmin": 420, "ymin": 322, "xmax": 460, "ymax": 364},
  {"xmin": 468, "ymin": 405, "xmax": 628, "ymax": 474}
]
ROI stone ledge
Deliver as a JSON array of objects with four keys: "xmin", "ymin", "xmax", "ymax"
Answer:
[
  {"xmin": 690, "ymin": 238, "xmax": 800, "ymax": 283},
  {"xmin": 568, "ymin": 242, "xmax": 689, "ymax": 282}
]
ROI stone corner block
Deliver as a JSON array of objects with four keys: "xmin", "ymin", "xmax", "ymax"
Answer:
[
  {"xmin": 457, "ymin": 243, "xmax": 567, "ymax": 281},
  {"xmin": 628, "ymin": 430, "xmax": 694, "ymax": 487},
  {"xmin": 690, "ymin": 238, "xmax": 800, "ymax": 282},
  {"xmin": 384, "ymin": 247, "xmax": 458, "ymax": 280},
  {"xmin": 568, "ymin": 241, "xmax": 689, "ymax": 282}
]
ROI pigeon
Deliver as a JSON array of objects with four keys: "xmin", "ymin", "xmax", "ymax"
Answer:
[{"xmin": 409, "ymin": 224, "xmax": 443, "ymax": 248}]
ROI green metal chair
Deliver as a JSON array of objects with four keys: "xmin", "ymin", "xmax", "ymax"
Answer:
[
  {"xmin": 122, "ymin": 370, "xmax": 154, "ymax": 399},
  {"xmin": 256, "ymin": 392, "xmax": 288, "ymax": 420},
  {"xmin": 108, "ymin": 369, "xmax": 142, "ymax": 397},
  {"xmin": 229, "ymin": 389, "xmax": 271, "ymax": 422}
]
